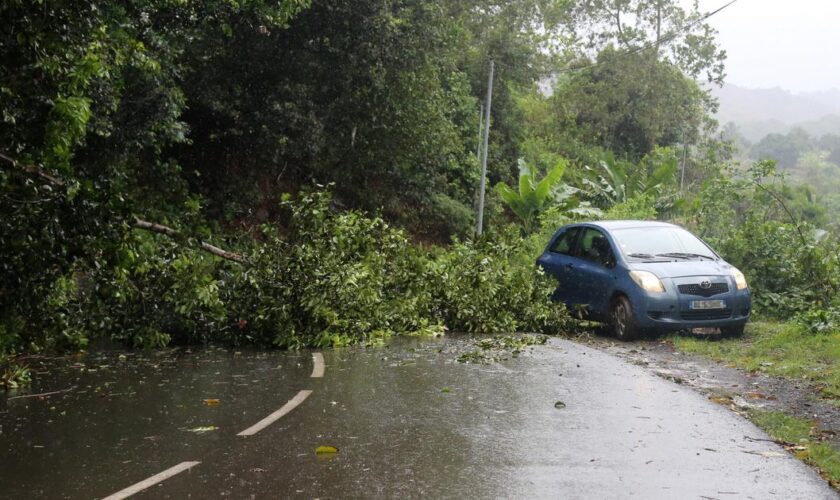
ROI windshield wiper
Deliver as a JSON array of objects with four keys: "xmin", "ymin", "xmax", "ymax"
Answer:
[
  {"xmin": 656, "ymin": 252, "xmax": 716, "ymax": 261},
  {"xmin": 627, "ymin": 253, "xmax": 655, "ymax": 259}
]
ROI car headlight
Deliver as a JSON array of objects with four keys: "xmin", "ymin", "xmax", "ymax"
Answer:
[
  {"xmin": 629, "ymin": 270, "xmax": 665, "ymax": 293},
  {"xmin": 731, "ymin": 267, "xmax": 748, "ymax": 290}
]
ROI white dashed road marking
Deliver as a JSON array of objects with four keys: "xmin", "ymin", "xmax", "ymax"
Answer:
[
  {"xmin": 311, "ymin": 352, "xmax": 325, "ymax": 378},
  {"xmin": 102, "ymin": 461, "xmax": 200, "ymax": 500},
  {"xmin": 237, "ymin": 390, "xmax": 313, "ymax": 437},
  {"xmin": 105, "ymin": 353, "xmax": 325, "ymax": 496}
]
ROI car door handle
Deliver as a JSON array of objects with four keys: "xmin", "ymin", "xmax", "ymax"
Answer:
[{"xmin": 564, "ymin": 263, "xmax": 574, "ymax": 270}]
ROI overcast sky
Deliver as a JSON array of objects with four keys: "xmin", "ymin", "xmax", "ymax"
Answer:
[{"xmin": 693, "ymin": 0, "xmax": 840, "ymax": 93}]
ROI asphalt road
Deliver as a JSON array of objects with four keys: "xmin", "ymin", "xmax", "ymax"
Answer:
[{"xmin": 1, "ymin": 336, "xmax": 837, "ymax": 499}]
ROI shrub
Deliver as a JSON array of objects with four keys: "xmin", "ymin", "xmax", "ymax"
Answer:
[{"xmin": 427, "ymin": 226, "xmax": 568, "ymax": 334}]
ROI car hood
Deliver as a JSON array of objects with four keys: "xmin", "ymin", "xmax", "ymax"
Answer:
[{"xmin": 629, "ymin": 259, "xmax": 734, "ymax": 279}]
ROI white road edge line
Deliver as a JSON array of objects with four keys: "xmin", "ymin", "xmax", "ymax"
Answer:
[
  {"xmin": 311, "ymin": 352, "xmax": 325, "ymax": 378},
  {"xmin": 237, "ymin": 389, "xmax": 313, "ymax": 437},
  {"xmin": 102, "ymin": 461, "xmax": 200, "ymax": 500}
]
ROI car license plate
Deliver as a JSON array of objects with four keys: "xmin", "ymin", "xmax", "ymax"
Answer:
[{"xmin": 690, "ymin": 300, "xmax": 726, "ymax": 310}]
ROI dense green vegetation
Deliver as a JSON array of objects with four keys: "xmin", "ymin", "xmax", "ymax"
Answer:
[{"xmin": 1, "ymin": 0, "xmax": 839, "ymax": 376}]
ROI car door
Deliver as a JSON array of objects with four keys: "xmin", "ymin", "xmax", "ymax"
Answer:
[
  {"xmin": 567, "ymin": 227, "xmax": 618, "ymax": 318},
  {"xmin": 537, "ymin": 227, "xmax": 582, "ymax": 305}
]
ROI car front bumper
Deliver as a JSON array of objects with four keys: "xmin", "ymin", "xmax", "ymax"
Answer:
[{"xmin": 632, "ymin": 280, "xmax": 752, "ymax": 331}]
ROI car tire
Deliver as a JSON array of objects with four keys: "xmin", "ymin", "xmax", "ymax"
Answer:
[
  {"xmin": 720, "ymin": 324, "xmax": 745, "ymax": 338},
  {"xmin": 610, "ymin": 296, "xmax": 641, "ymax": 341}
]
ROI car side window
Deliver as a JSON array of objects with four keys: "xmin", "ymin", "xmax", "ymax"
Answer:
[
  {"xmin": 549, "ymin": 228, "xmax": 579, "ymax": 255},
  {"xmin": 577, "ymin": 228, "xmax": 615, "ymax": 268}
]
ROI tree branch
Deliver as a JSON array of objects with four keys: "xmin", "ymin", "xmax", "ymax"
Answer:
[
  {"xmin": 132, "ymin": 218, "xmax": 246, "ymax": 263},
  {"xmin": 1, "ymin": 152, "xmax": 246, "ymax": 264},
  {"xmin": 751, "ymin": 180, "xmax": 807, "ymax": 246},
  {"xmin": 0, "ymin": 152, "xmax": 66, "ymax": 187},
  {"xmin": 752, "ymin": 179, "xmax": 838, "ymax": 295},
  {"xmin": 608, "ymin": 5, "xmax": 631, "ymax": 49}
]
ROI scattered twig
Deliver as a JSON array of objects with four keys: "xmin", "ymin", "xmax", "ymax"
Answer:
[
  {"xmin": 7, "ymin": 385, "xmax": 77, "ymax": 401},
  {"xmin": 744, "ymin": 435, "xmax": 776, "ymax": 443}
]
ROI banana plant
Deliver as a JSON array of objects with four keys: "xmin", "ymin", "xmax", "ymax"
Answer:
[
  {"xmin": 582, "ymin": 147, "xmax": 679, "ymax": 208},
  {"xmin": 495, "ymin": 158, "xmax": 570, "ymax": 233}
]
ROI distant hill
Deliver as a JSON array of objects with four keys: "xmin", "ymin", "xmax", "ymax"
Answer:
[{"xmin": 713, "ymin": 84, "xmax": 840, "ymax": 142}]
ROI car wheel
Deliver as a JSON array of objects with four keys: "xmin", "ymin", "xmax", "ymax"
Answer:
[
  {"xmin": 610, "ymin": 296, "xmax": 641, "ymax": 341},
  {"xmin": 720, "ymin": 324, "xmax": 745, "ymax": 338}
]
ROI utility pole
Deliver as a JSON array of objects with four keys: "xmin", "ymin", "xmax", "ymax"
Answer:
[
  {"xmin": 476, "ymin": 102, "xmax": 484, "ymax": 160},
  {"xmin": 475, "ymin": 59, "xmax": 494, "ymax": 237},
  {"xmin": 680, "ymin": 134, "xmax": 688, "ymax": 193}
]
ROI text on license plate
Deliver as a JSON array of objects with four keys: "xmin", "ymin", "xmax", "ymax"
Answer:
[{"xmin": 690, "ymin": 300, "xmax": 726, "ymax": 310}]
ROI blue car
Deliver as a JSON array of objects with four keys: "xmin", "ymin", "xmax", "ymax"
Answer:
[{"xmin": 537, "ymin": 221, "xmax": 751, "ymax": 340}]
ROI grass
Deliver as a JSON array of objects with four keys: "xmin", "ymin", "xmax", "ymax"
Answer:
[
  {"xmin": 671, "ymin": 321, "xmax": 840, "ymax": 404},
  {"xmin": 747, "ymin": 409, "xmax": 840, "ymax": 489},
  {"xmin": 748, "ymin": 409, "xmax": 812, "ymax": 443}
]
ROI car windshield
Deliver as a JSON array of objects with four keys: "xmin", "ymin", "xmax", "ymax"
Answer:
[{"xmin": 611, "ymin": 226, "xmax": 715, "ymax": 260}]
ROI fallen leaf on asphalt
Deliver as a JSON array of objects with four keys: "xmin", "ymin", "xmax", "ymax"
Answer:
[
  {"xmin": 315, "ymin": 445, "xmax": 339, "ymax": 454},
  {"xmin": 441, "ymin": 387, "xmax": 451, "ymax": 393},
  {"xmin": 188, "ymin": 426, "xmax": 218, "ymax": 433},
  {"xmin": 554, "ymin": 401, "xmax": 566, "ymax": 409},
  {"xmin": 203, "ymin": 398, "xmax": 220, "ymax": 406},
  {"xmin": 708, "ymin": 395, "xmax": 733, "ymax": 405},
  {"xmin": 783, "ymin": 444, "xmax": 808, "ymax": 452}
]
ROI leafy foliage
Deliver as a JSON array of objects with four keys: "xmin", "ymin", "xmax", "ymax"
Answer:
[
  {"xmin": 1, "ymin": 359, "xmax": 30, "ymax": 390},
  {"xmin": 1, "ymin": 189, "xmax": 568, "ymax": 353},
  {"xmin": 457, "ymin": 333, "xmax": 548, "ymax": 364},
  {"xmin": 495, "ymin": 159, "xmax": 569, "ymax": 232}
]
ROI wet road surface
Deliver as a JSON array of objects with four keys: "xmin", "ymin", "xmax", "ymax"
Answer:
[{"xmin": 1, "ymin": 336, "xmax": 837, "ymax": 499}]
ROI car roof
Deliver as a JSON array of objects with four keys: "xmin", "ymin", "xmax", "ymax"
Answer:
[{"xmin": 578, "ymin": 220, "xmax": 678, "ymax": 231}]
